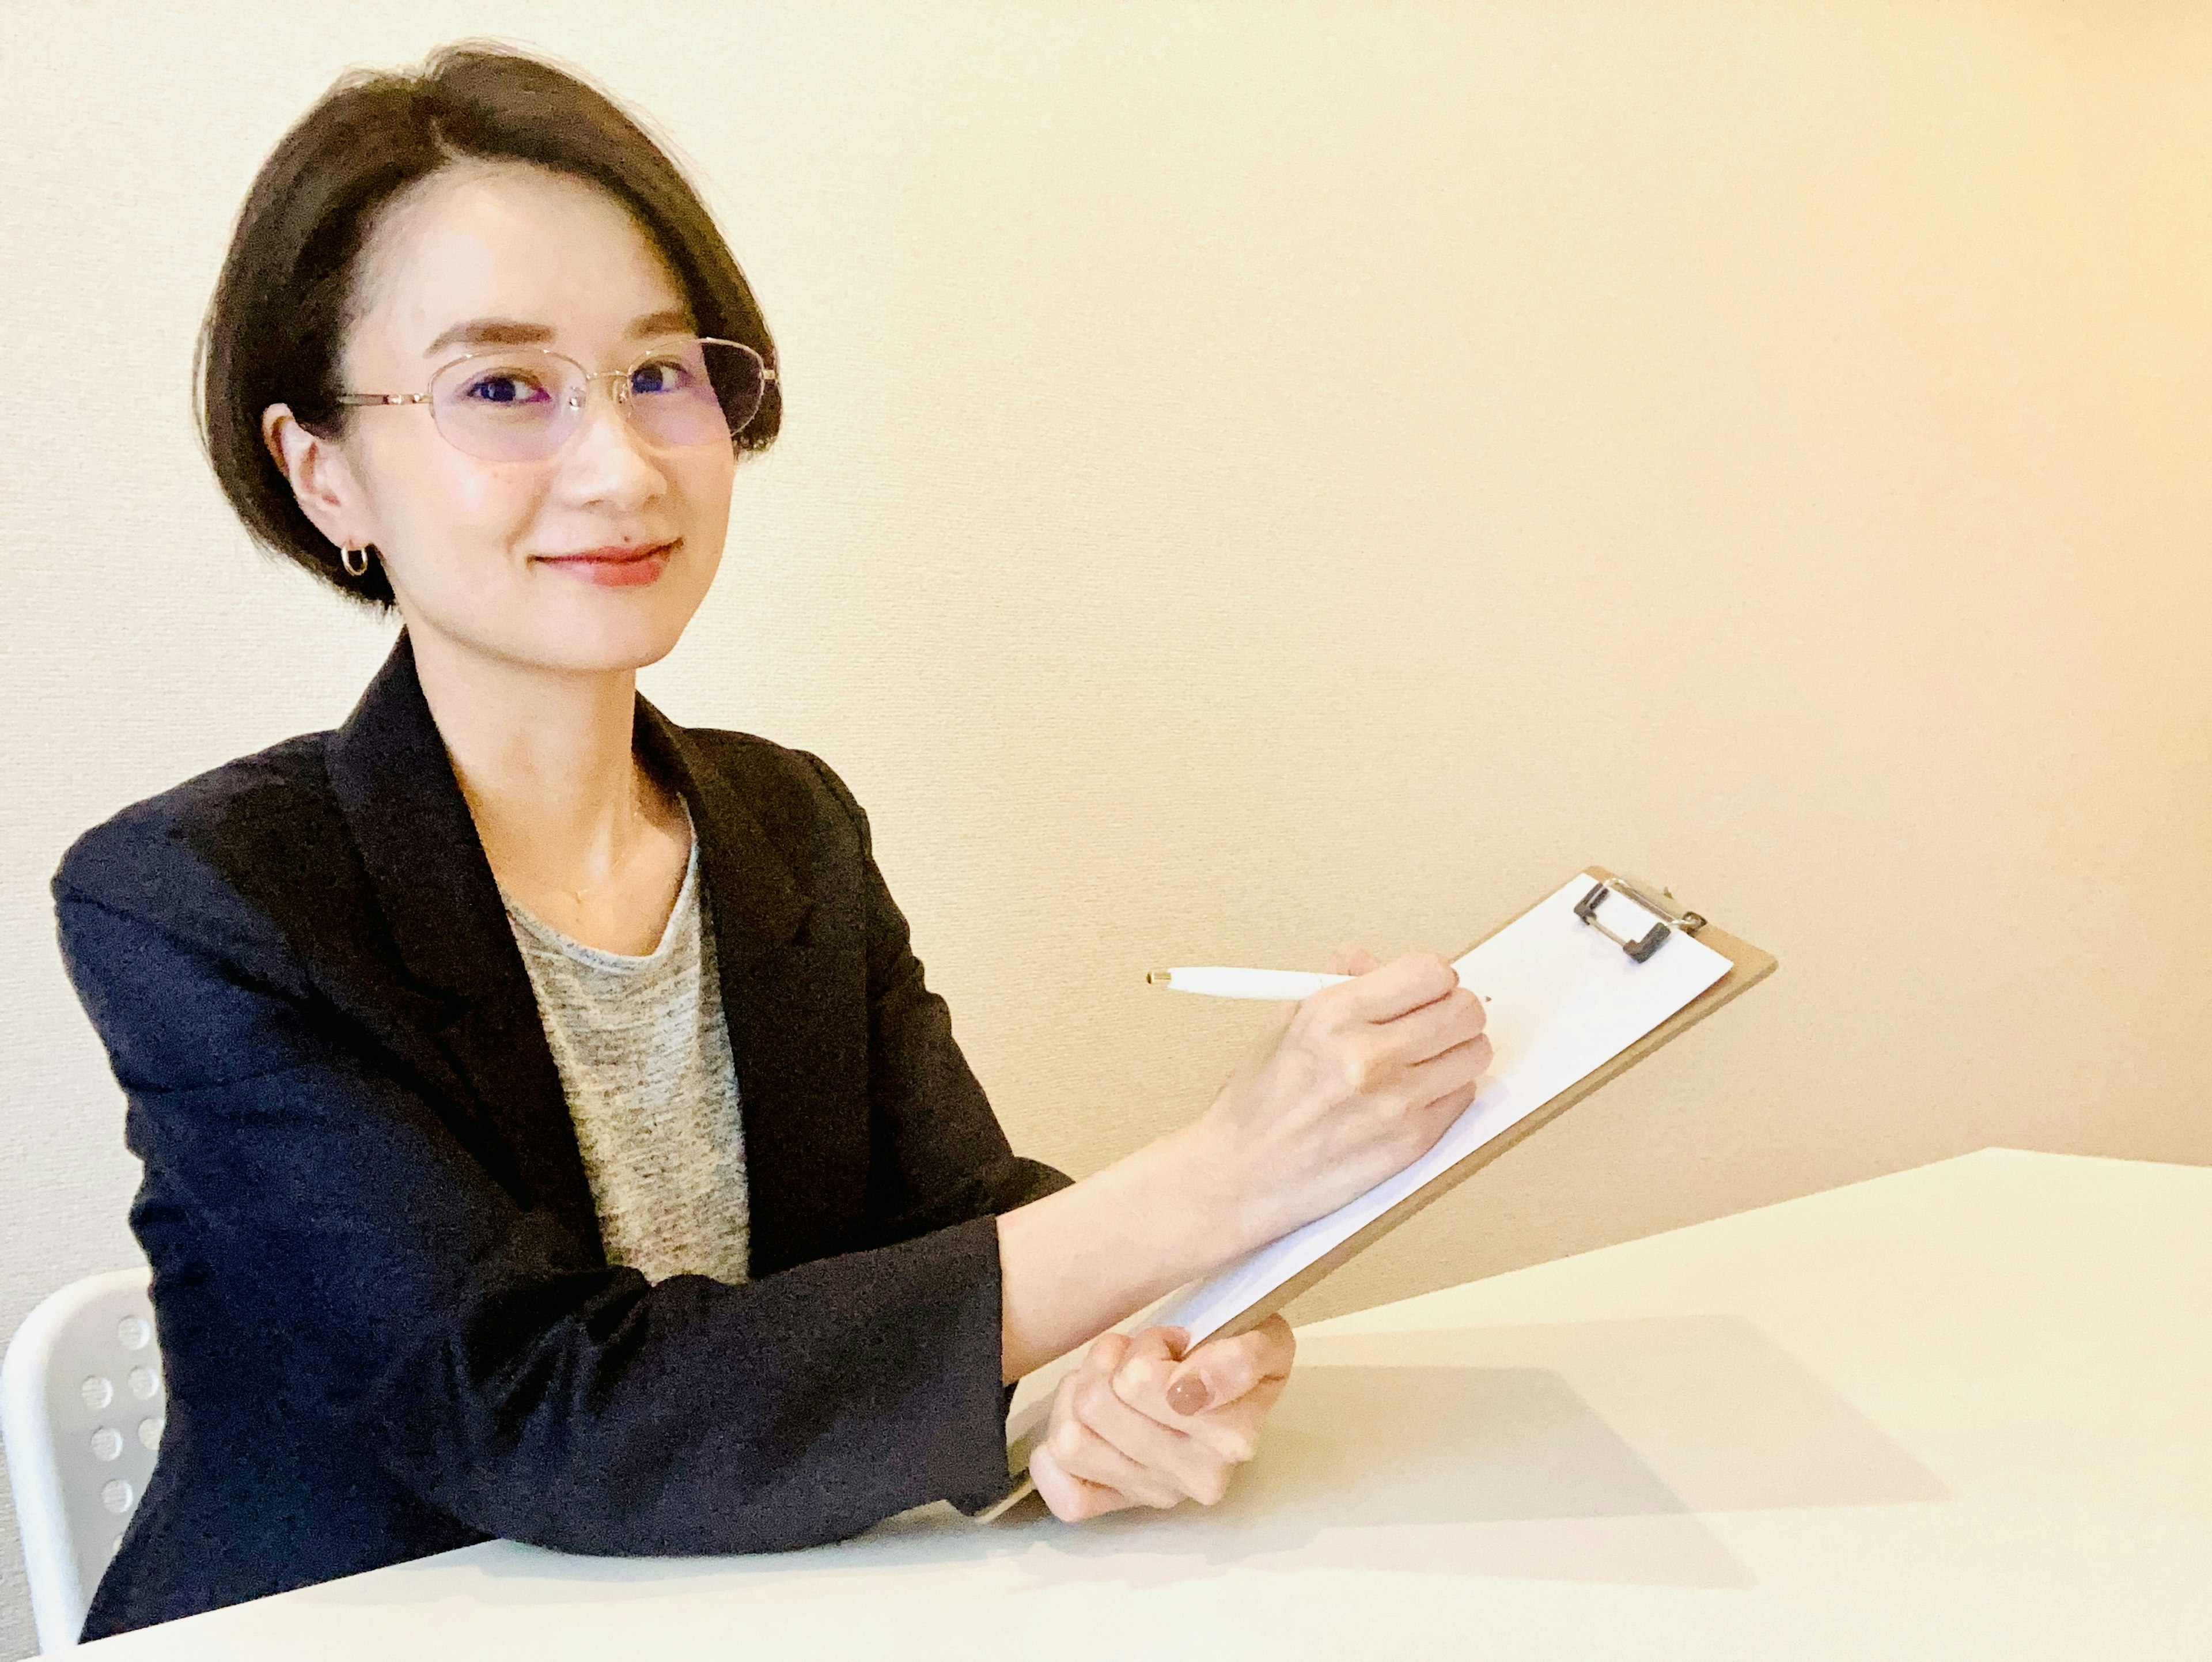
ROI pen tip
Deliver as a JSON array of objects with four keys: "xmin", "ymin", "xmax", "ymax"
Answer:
[{"xmin": 1146, "ymin": 970, "xmax": 1172, "ymax": 986}]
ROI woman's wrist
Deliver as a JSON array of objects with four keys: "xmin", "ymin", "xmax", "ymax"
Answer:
[
  {"xmin": 994, "ymin": 1119, "xmax": 1269, "ymax": 1381},
  {"xmin": 1131, "ymin": 1119, "xmax": 1272, "ymax": 1273},
  {"xmin": 1142, "ymin": 1114, "xmax": 1270, "ymax": 1269}
]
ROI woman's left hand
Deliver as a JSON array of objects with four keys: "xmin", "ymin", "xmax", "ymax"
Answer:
[{"xmin": 1028, "ymin": 1316, "xmax": 1295, "ymax": 1521}]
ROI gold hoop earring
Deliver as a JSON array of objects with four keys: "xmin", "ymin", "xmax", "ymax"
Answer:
[{"xmin": 340, "ymin": 543, "xmax": 371, "ymax": 578}]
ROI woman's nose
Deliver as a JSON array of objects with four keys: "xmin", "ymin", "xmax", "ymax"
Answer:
[{"xmin": 556, "ymin": 378, "xmax": 670, "ymax": 492}]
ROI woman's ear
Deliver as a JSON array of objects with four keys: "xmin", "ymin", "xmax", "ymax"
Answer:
[{"xmin": 262, "ymin": 402, "xmax": 370, "ymax": 552}]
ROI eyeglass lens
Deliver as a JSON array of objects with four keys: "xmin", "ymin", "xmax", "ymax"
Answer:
[{"xmin": 426, "ymin": 339, "xmax": 768, "ymax": 461}]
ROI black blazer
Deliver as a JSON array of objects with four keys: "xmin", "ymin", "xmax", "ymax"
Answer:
[{"xmin": 51, "ymin": 632, "xmax": 1069, "ymax": 1642}]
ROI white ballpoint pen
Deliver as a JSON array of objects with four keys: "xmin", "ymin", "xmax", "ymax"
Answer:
[{"xmin": 1145, "ymin": 967, "xmax": 1351, "ymax": 1000}]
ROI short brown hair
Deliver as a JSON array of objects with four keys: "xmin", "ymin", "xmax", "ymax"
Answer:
[{"xmin": 196, "ymin": 39, "xmax": 781, "ymax": 608}]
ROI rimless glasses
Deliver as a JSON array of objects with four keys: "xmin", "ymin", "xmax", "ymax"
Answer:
[{"xmin": 336, "ymin": 335, "xmax": 776, "ymax": 463}]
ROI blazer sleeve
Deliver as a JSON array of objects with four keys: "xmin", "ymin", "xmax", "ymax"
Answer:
[
  {"xmin": 793, "ymin": 748, "xmax": 1073, "ymax": 1245},
  {"xmin": 52, "ymin": 816, "xmax": 1035, "ymax": 1557}
]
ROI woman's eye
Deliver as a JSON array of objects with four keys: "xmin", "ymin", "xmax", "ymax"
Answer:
[
  {"xmin": 631, "ymin": 358, "xmax": 694, "ymax": 395},
  {"xmin": 463, "ymin": 372, "xmax": 548, "ymax": 404}
]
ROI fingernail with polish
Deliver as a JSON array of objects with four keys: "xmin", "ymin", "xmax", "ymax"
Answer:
[{"xmin": 1166, "ymin": 1373, "xmax": 1212, "ymax": 1415}]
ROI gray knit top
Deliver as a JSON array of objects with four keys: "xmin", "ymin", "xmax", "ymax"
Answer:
[{"xmin": 499, "ymin": 815, "xmax": 751, "ymax": 1285}]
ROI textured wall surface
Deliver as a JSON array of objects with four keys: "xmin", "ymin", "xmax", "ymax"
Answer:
[{"xmin": 3, "ymin": 3, "xmax": 2208, "ymax": 1654}]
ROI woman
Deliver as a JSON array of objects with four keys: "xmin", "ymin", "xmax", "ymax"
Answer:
[{"xmin": 52, "ymin": 41, "xmax": 1491, "ymax": 1641}]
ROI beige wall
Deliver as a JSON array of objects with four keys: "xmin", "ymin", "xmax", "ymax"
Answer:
[{"xmin": 3, "ymin": 2, "xmax": 2208, "ymax": 1653}]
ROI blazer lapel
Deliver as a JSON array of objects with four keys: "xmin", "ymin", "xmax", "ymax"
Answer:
[
  {"xmin": 327, "ymin": 632, "xmax": 826, "ymax": 1277},
  {"xmin": 632, "ymin": 703, "xmax": 810, "ymax": 983},
  {"xmin": 632, "ymin": 702, "xmax": 825, "ymax": 1275},
  {"xmin": 325, "ymin": 633, "xmax": 600, "ymax": 1242}
]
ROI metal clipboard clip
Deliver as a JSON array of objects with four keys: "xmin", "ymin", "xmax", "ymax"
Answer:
[{"xmin": 1573, "ymin": 874, "xmax": 1708, "ymax": 964}]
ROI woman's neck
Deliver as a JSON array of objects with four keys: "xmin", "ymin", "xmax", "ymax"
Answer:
[{"xmin": 405, "ymin": 622, "xmax": 692, "ymax": 947}]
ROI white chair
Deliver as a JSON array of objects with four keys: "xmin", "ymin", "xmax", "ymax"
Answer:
[{"xmin": 2, "ymin": 1269, "xmax": 165, "ymax": 1653}]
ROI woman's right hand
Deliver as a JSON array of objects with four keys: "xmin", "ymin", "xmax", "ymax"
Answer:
[
  {"xmin": 995, "ymin": 942, "xmax": 1493, "ymax": 1381},
  {"xmin": 1176, "ymin": 944, "xmax": 1492, "ymax": 1250}
]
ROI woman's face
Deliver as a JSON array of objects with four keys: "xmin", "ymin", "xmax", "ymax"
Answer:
[{"xmin": 271, "ymin": 160, "xmax": 737, "ymax": 676}]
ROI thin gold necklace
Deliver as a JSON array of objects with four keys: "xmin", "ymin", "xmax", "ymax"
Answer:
[{"xmin": 550, "ymin": 761, "xmax": 653, "ymax": 915}]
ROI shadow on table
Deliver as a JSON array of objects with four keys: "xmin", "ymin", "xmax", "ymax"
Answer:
[
  {"xmin": 328, "ymin": 1314, "xmax": 1946, "ymax": 1604},
  {"xmin": 983, "ymin": 1314, "xmax": 1948, "ymax": 1591},
  {"xmin": 988, "ymin": 1362, "xmax": 1757, "ymax": 1589}
]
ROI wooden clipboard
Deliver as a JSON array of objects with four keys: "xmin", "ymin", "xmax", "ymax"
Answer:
[
  {"xmin": 1194, "ymin": 864, "xmax": 1775, "ymax": 1343},
  {"xmin": 975, "ymin": 864, "xmax": 1777, "ymax": 1519}
]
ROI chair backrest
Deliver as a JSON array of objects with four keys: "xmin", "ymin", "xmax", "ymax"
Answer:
[{"xmin": 1, "ymin": 1269, "xmax": 165, "ymax": 1653}]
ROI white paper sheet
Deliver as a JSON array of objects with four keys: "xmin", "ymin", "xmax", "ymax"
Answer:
[{"xmin": 1153, "ymin": 873, "xmax": 1732, "ymax": 1343}]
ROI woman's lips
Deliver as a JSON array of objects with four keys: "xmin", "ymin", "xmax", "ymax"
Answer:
[{"xmin": 539, "ymin": 540, "xmax": 675, "ymax": 589}]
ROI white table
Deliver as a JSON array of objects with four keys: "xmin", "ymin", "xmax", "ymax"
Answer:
[{"xmin": 85, "ymin": 1150, "xmax": 2212, "ymax": 1659}]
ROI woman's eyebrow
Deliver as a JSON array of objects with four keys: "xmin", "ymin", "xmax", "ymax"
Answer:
[
  {"xmin": 628, "ymin": 308, "xmax": 696, "ymax": 340},
  {"xmin": 422, "ymin": 306, "xmax": 695, "ymax": 358},
  {"xmin": 422, "ymin": 317, "xmax": 546, "ymax": 357}
]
